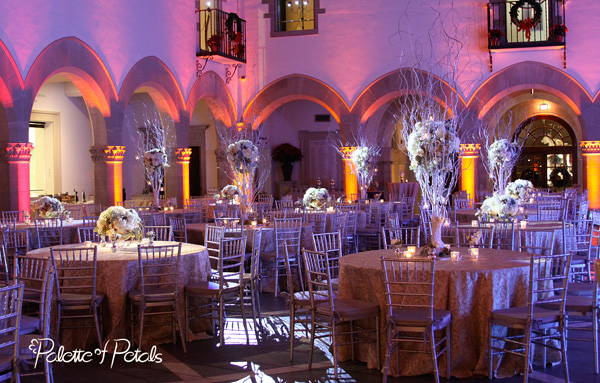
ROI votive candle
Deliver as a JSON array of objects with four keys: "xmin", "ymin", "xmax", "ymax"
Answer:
[
  {"xmin": 404, "ymin": 251, "xmax": 413, "ymax": 259},
  {"xmin": 469, "ymin": 247, "xmax": 479, "ymax": 259},
  {"xmin": 84, "ymin": 241, "xmax": 92, "ymax": 248},
  {"xmin": 164, "ymin": 207, "xmax": 168, "ymax": 212},
  {"xmin": 451, "ymin": 251, "xmax": 460, "ymax": 262},
  {"xmin": 251, "ymin": 220, "xmax": 257, "ymax": 226},
  {"xmin": 169, "ymin": 206, "xmax": 174, "ymax": 211},
  {"xmin": 407, "ymin": 246, "xmax": 416, "ymax": 254},
  {"xmin": 471, "ymin": 220, "xmax": 478, "ymax": 227},
  {"xmin": 520, "ymin": 220, "xmax": 527, "ymax": 229}
]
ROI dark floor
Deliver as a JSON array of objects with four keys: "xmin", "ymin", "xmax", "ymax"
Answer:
[{"xmin": 35, "ymin": 295, "xmax": 600, "ymax": 382}]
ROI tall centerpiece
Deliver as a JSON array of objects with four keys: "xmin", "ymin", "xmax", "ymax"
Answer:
[
  {"xmin": 486, "ymin": 139, "xmax": 520, "ymax": 195},
  {"xmin": 406, "ymin": 120, "xmax": 461, "ymax": 250},
  {"xmin": 350, "ymin": 146, "xmax": 380, "ymax": 200},
  {"xmin": 226, "ymin": 139, "xmax": 260, "ymax": 215},
  {"xmin": 127, "ymin": 104, "xmax": 174, "ymax": 210},
  {"xmin": 95, "ymin": 206, "xmax": 143, "ymax": 252}
]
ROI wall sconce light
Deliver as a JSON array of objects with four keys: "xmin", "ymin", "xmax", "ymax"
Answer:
[{"xmin": 539, "ymin": 102, "xmax": 549, "ymax": 111}]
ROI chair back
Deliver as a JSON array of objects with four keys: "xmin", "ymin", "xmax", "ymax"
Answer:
[
  {"xmin": 136, "ymin": 243, "xmax": 182, "ymax": 297},
  {"xmin": 529, "ymin": 252, "xmax": 571, "ymax": 319},
  {"xmin": 274, "ymin": 218, "xmax": 302, "ymax": 259},
  {"xmin": 455, "ymin": 225, "xmax": 494, "ymax": 248},
  {"xmin": 385, "ymin": 212, "xmax": 400, "ymax": 229},
  {"xmin": 3, "ymin": 229, "xmax": 29, "ymax": 258},
  {"xmin": 517, "ymin": 229, "xmax": 555, "ymax": 255},
  {"xmin": 0, "ymin": 283, "xmax": 24, "ymax": 374},
  {"xmin": 35, "ymin": 218, "xmax": 63, "ymax": 248},
  {"xmin": 78, "ymin": 227, "xmax": 104, "ymax": 243},
  {"xmin": 382, "ymin": 226, "xmax": 420, "ymax": 249},
  {"xmin": 257, "ymin": 194, "xmax": 274, "ymax": 207},
  {"xmin": 250, "ymin": 230, "xmax": 263, "ymax": 286},
  {"xmin": 0, "ymin": 246, "xmax": 9, "ymax": 286},
  {"xmin": 82, "ymin": 216, "xmax": 98, "ymax": 228},
  {"xmin": 51, "ymin": 246, "xmax": 98, "ymax": 303},
  {"xmin": 118, "ymin": 201, "xmax": 136, "ymax": 209},
  {"xmin": 263, "ymin": 209, "xmax": 286, "ymax": 220},
  {"xmin": 64, "ymin": 205, "xmax": 82, "ymax": 220},
  {"xmin": 491, "ymin": 221, "xmax": 515, "ymax": 250},
  {"xmin": 380, "ymin": 257, "xmax": 435, "ymax": 322},
  {"xmin": 396, "ymin": 196, "xmax": 416, "ymax": 224},
  {"xmin": 275, "ymin": 200, "xmax": 294, "ymax": 209},
  {"xmin": 144, "ymin": 225, "xmax": 173, "ymax": 241},
  {"xmin": 215, "ymin": 237, "xmax": 247, "ymax": 288},
  {"xmin": 304, "ymin": 210, "xmax": 327, "ymax": 234},
  {"xmin": 283, "ymin": 240, "xmax": 304, "ymax": 299},
  {"xmin": 183, "ymin": 211, "xmax": 202, "ymax": 225},
  {"xmin": 13, "ymin": 255, "xmax": 51, "ymax": 316},
  {"xmin": 312, "ymin": 232, "xmax": 343, "ymax": 279},
  {"xmin": 169, "ymin": 217, "xmax": 187, "ymax": 242},
  {"xmin": 152, "ymin": 212, "xmax": 167, "ymax": 226},
  {"xmin": 302, "ymin": 249, "xmax": 334, "ymax": 312},
  {"xmin": 2, "ymin": 210, "xmax": 25, "ymax": 223},
  {"xmin": 135, "ymin": 206, "xmax": 152, "ymax": 216},
  {"xmin": 205, "ymin": 225, "xmax": 225, "ymax": 259},
  {"xmin": 0, "ymin": 217, "xmax": 16, "ymax": 232},
  {"xmin": 84, "ymin": 203, "xmax": 103, "ymax": 217}
]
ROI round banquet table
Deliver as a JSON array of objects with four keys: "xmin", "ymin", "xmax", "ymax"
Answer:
[
  {"xmin": 27, "ymin": 241, "xmax": 211, "ymax": 350},
  {"xmin": 338, "ymin": 247, "xmax": 534, "ymax": 378}
]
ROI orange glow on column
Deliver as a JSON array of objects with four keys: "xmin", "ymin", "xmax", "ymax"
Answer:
[
  {"xmin": 107, "ymin": 161, "xmax": 123, "ymax": 205},
  {"xmin": 581, "ymin": 142, "xmax": 600, "ymax": 209},
  {"xmin": 459, "ymin": 144, "xmax": 480, "ymax": 200},
  {"xmin": 5, "ymin": 143, "xmax": 34, "ymax": 212},
  {"xmin": 340, "ymin": 147, "xmax": 358, "ymax": 202},
  {"xmin": 176, "ymin": 148, "xmax": 193, "ymax": 208}
]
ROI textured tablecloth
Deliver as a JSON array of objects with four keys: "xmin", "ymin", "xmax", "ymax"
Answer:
[
  {"xmin": 338, "ymin": 248, "xmax": 533, "ymax": 378},
  {"xmin": 27, "ymin": 241, "xmax": 211, "ymax": 350}
]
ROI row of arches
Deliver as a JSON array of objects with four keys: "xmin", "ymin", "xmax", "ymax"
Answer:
[{"xmin": 0, "ymin": 36, "xmax": 597, "ymax": 210}]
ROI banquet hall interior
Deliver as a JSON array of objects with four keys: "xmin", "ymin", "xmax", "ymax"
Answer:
[{"xmin": 1, "ymin": 0, "xmax": 600, "ymax": 382}]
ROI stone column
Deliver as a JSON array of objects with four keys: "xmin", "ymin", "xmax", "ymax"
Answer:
[
  {"xmin": 581, "ymin": 141, "xmax": 600, "ymax": 208},
  {"xmin": 459, "ymin": 144, "xmax": 481, "ymax": 201},
  {"xmin": 5, "ymin": 143, "xmax": 34, "ymax": 211},
  {"xmin": 340, "ymin": 146, "xmax": 358, "ymax": 202},
  {"xmin": 175, "ymin": 148, "xmax": 192, "ymax": 208},
  {"xmin": 89, "ymin": 145, "xmax": 126, "ymax": 207}
]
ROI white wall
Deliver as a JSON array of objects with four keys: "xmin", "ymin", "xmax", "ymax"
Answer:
[{"xmin": 31, "ymin": 80, "xmax": 94, "ymax": 197}]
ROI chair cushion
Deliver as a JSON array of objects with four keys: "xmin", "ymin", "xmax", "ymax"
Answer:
[
  {"xmin": 316, "ymin": 299, "xmax": 379, "ymax": 322},
  {"xmin": 555, "ymin": 281, "xmax": 595, "ymax": 297},
  {"xmin": 356, "ymin": 227, "xmax": 380, "ymax": 235},
  {"xmin": 60, "ymin": 292, "xmax": 104, "ymax": 307},
  {"xmin": 128, "ymin": 287, "xmax": 176, "ymax": 302},
  {"xmin": 185, "ymin": 281, "xmax": 240, "ymax": 296},
  {"xmin": 293, "ymin": 291, "xmax": 337, "ymax": 304},
  {"xmin": 390, "ymin": 308, "xmax": 451, "ymax": 330},
  {"xmin": 540, "ymin": 295, "xmax": 595, "ymax": 314},
  {"xmin": 19, "ymin": 315, "xmax": 40, "ymax": 335},
  {"xmin": 490, "ymin": 306, "xmax": 560, "ymax": 326}
]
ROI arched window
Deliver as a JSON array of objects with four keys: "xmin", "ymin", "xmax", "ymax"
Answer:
[{"xmin": 513, "ymin": 115, "xmax": 577, "ymax": 190}]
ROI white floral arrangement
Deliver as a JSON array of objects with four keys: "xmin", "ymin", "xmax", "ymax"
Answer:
[
  {"xmin": 488, "ymin": 139, "xmax": 519, "ymax": 169},
  {"xmin": 476, "ymin": 193, "xmax": 519, "ymax": 220},
  {"xmin": 227, "ymin": 140, "xmax": 259, "ymax": 173},
  {"xmin": 221, "ymin": 185, "xmax": 240, "ymax": 200},
  {"xmin": 350, "ymin": 147, "xmax": 376, "ymax": 180},
  {"xmin": 505, "ymin": 179, "xmax": 534, "ymax": 204},
  {"xmin": 303, "ymin": 188, "xmax": 330, "ymax": 209},
  {"xmin": 407, "ymin": 121, "xmax": 461, "ymax": 175},
  {"xmin": 143, "ymin": 148, "xmax": 169, "ymax": 172},
  {"xmin": 32, "ymin": 196, "xmax": 65, "ymax": 218},
  {"xmin": 95, "ymin": 206, "xmax": 143, "ymax": 241}
]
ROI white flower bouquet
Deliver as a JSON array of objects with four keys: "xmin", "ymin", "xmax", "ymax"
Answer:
[
  {"xmin": 350, "ymin": 147, "xmax": 376, "ymax": 180},
  {"xmin": 143, "ymin": 148, "xmax": 169, "ymax": 172},
  {"xmin": 476, "ymin": 193, "xmax": 519, "ymax": 220},
  {"xmin": 488, "ymin": 139, "xmax": 519, "ymax": 169},
  {"xmin": 407, "ymin": 121, "xmax": 461, "ymax": 176},
  {"xmin": 32, "ymin": 196, "xmax": 64, "ymax": 218},
  {"xmin": 221, "ymin": 185, "xmax": 240, "ymax": 200},
  {"xmin": 227, "ymin": 140, "xmax": 259, "ymax": 173},
  {"xmin": 95, "ymin": 206, "xmax": 143, "ymax": 241},
  {"xmin": 505, "ymin": 179, "xmax": 534, "ymax": 204},
  {"xmin": 303, "ymin": 188, "xmax": 330, "ymax": 209}
]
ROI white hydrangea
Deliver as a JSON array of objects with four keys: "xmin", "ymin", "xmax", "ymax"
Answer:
[
  {"xmin": 221, "ymin": 185, "xmax": 240, "ymax": 199},
  {"xmin": 303, "ymin": 188, "xmax": 330, "ymax": 209},
  {"xmin": 32, "ymin": 196, "xmax": 64, "ymax": 218},
  {"xmin": 227, "ymin": 140, "xmax": 259, "ymax": 173},
  {"xmin": 406, "ymin": 121, "xmax": 460, "ymax": 176},
  {"xmin": 95, "ymin": 206, "xmax": 143, "ymax": 240},
  {"xmin": 477, "ymin": 193, "xmax": 519, "ymax": 220},
  {"xmin": 505, "ymin": 179, "xmax": 534, "ymax": 204},
  {"xmin": 143, "ymin": 148, "xmax": 169, "ymax": 172}
]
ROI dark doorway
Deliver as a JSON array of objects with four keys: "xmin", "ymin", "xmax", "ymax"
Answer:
[{"xmin": 190, "ymin": 146, "xmax": 201, "ymax": 196}]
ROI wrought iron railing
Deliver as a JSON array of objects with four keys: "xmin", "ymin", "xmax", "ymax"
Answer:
[
  {"xmin": 197, "ymin": 9, "xmax": 246, "ymax": 63},
  {"xmin": 487, "ymin": 0, "xmax": 566, "ymax": 49}
]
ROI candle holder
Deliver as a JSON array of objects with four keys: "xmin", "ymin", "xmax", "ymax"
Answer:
[
  {"xmin": 520, "ymin": 220, "xmax": 527, "ymax": 229},
  {"xmin": 84, "ymin": 241, "xmax": 92, "ymax": 248},
  {"xmin": 450, "ymin": 251, "xmax": 460, "ymax": 262},
  {"xmin": 469, "ymin": 247, "xmax": 479, "ymax": 259},
  {"xmin": 407, "ymin": 246, "xmax": 417, "ymax": 255},
  {"xmin": 471, "ymin": 220, "xmax": 478, "ymax": 227}
]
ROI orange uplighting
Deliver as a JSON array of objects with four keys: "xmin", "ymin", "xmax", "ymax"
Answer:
[
  {"xmin": 107, "ymin": 162, "xmax": 123, "ymax": 206},
  {"xmin": 581, "ymin": 141, "xmax": 600, "ymax": 209},
  {"xmin": 459, "ymin": 144, "xmax": 480, "ymax": 200},
  {"xmin": 340, "ymin": 147, "xmax": 358, "ymax": 201},
  {"xmin": 236, "ymin": 121, "xmax": 244, "ymax": 131}
]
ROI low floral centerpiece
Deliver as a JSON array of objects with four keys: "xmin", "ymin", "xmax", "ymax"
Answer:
[
  {"xmin": 476, "ymin": 193, "xmax": 519, "ymax": 221},
  {"xmin": 95, "ymin": 206, "xmax": 143, "ymax": 250},
  {"xmin": 505, "ymin": 179, "xmax": 534, "ymax": 204},
  {"xmin": 221, "ymin": 185, "xmax": 240, "ymax": 200},
  {"xmin": 303, "ymin": 188, "xmax": 330, "ymax": 209},
  {"xmin": 32, "ymin": 196, "xmax": 65, "ymax": 218}
]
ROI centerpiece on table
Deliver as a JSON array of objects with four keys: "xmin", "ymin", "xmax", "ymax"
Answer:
[
  {"xmin": 143, "ymin": 148, "xmax": 169, "ymax": 210},
  {"xmin": 221, "ymin": 184, "xmax": 240, "ymax": 201},
  {"xmin": 95, "ymin": 206, "xmax": 144, "ymax": 252},
  {"xmin": 32, "ymin": 196, "xmax": 66, "ymax": 219},
  {"xmin": 272, "ymin": 143, "xmax": 303, "ymax": 182},
  {"xmin": 227, "ymin": 139, "xmax": 260, "ymax": 217},
  {"xmin": 406, "ymin": 120, "xmax": 461, "ymax": 251},
  {"xmin": 303, "ymin": 188, "xmax": 331, "ymax": 210},
  {"xmin": 505, "ymin": 179, "xmax": 534, "ymax": 204},
  {"xmin": 487, "ymin": 139, "xmax": 520, "ymax": 195},
  {"xmin": 476, "ymin": 193, "xmax": 519, "ymax": 221},
  {"xmin": 350, "ymin": 146, "xmax": 379, "ymax": 200}
]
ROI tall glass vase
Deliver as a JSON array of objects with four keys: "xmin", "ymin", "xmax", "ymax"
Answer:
[{"xmin": 429, "ymin": 215, "xmax": 446, "ymax": 251}]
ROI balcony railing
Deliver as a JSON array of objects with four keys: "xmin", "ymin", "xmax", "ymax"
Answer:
[
  {"xmin": 487, "ymin": 0, "xmax": 566, "ymax": 49},
  {"xmin": 197, "ymin": 9, "xmax": 246, "ymax": 63}
]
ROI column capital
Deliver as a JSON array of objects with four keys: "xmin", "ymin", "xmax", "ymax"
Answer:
[
  {"xmin": 89, "ymin": 145, "xmax": 126, "ymax": 162},
  {"xmin": 175, "ymin": 148, "xmax": 192, "ymax": 163},
  {"xmin": 459, "ymin": 143, "xmax": 481, "ymax": 157},
  {"xmin": 580, "ymin": 141, "xmax": 600, "ymax": 155},
  {"xmin": 5, "ymin": 142, "xmax": 34, "ymax": 162},
  {"xmin": 339, "ymin": 146, "xmax": 356, "ymax": 160}
]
